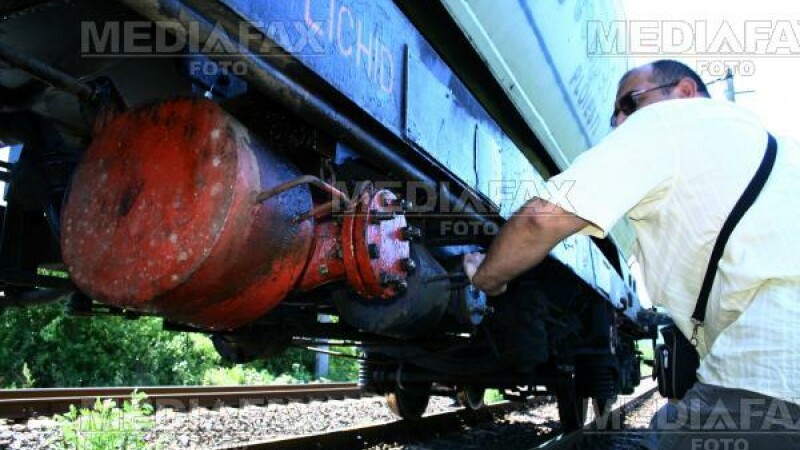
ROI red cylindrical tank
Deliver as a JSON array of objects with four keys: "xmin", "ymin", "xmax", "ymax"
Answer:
[{"xmin": 62, "ymin": 98, "xmax": 314, "ymax": 330}]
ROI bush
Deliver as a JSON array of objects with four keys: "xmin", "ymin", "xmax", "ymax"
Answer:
[
  {"xmin": 0, "ymin": 305, "xmax": 221, "ymax": 387},
  {"xmin": 201, "ymin": 365, "xmax": 274, "ymax": 386},
  {"xmin": 249, "ymin": 347, "xmax": 316, "ymax": 380},
  {"xmin": 53, "ymin": 390, "xmax": 156, "ymax": 450},
  {"xmin": 326, "ymin": 346, "xmax": 359, "ymax": 382},
  {"xmin": 0, "ymin": 304, "xmax": 355, "ymax": 388}
]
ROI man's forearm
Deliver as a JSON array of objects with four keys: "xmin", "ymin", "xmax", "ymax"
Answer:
[{"xmin": 471, "ymin": 198, "xmax": 588, "ymax": 293}]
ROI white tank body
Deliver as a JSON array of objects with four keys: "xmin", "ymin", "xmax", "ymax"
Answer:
[{"xmin": 442, "ymin": 0, "xmax": 636, "ymax": 255}]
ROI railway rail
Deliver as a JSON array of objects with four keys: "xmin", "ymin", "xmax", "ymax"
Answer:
[
  {"xmin": 0, "ymin": 383, "xmax": 362, "ymax": 420},
  {"xmin": 212, "ymin": 401, "xmax": 523, "ymax": 450},
  {"xmin": 212, "ymin": 381, "xmax": 659, "ymax": 450},
  {"xmin": 537, "ymin": 384, "xmax": 660, "ymax": 450}
]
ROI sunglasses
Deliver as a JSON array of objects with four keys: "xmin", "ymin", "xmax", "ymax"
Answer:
[{"xmin": 610, "ymin": 80, "xmax": 680, "ymax": 128}]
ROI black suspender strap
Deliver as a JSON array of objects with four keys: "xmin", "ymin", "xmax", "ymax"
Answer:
[{"xmin": 691, "ymin": 133, "xmax": 778, "ymax": 333}]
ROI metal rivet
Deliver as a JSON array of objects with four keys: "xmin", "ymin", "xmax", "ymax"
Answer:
[{"xmin": 401, "ymin": 258, "xmax": 416, "ymax": 273}]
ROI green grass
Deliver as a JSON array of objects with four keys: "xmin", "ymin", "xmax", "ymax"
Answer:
[
  {"xmin": 54, "ymin": 390, "xmax": 156, "ymax": 450},
  {"xmin": 483, "ymin": 389, "xmax": 505, "ymax": 404}
]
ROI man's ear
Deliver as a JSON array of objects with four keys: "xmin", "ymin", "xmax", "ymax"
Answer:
[{"xmin": 675, "ymin": 77, "xmax": 699, "ymax": 98}]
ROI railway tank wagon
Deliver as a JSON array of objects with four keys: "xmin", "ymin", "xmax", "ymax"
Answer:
[{"xmin": 0, "ymin": 0, "xmax": 651, "ymax": 430}]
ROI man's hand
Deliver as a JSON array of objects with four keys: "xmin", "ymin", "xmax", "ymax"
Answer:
[
  {"xmin": 460, "ymin": 198, "xmax": 588, "ymax": 298},
  {"xmin": 463, "ymin": 252, "xmax": 507, "ymax": 296}
]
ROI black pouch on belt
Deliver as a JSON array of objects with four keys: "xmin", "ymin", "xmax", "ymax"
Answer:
[{"xmin": 654, "ymin": 324, "xmax": 699, "ymax": 399}]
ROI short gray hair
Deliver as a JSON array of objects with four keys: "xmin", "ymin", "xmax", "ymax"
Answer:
[{"xmin": 619, "ymin": 60, "xmax": 710, "ymax": 97}]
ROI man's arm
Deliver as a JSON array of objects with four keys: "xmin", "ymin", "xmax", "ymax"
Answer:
[{"xmin": 465, "ymin": 197, "xmax": 590, "ymax": 295}]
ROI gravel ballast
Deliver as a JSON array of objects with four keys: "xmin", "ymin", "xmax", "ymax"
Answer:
[
  {"xmin": 368, "ymin": 382, "xmax": 664, "ymax": 450},
  {"xmin": 0, "ymin": 382, "xmax": 664, "ymax": 450},
  {"xmin": 0, "ymin": 394, "xmax": 458, "ymax": 449}
]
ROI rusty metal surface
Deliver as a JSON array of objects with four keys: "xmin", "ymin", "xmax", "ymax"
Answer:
[
  {"xmin": 297, "ymin": 221, "xmax": 346, "ymax": 291},
  {"xmin": 63, "ymin": 99, "xmax": 417, "ymax": 330},
  {"xmin": 62, "ymin": 98, "xmax": 314, "ymax": 330},
  {"xmin": 299, "ymin": 190, "xmax": 411, "ymax": 297},
  {"xmin": 342, "ymin": 190, "xmax": 409, "ymax": 299},
  {"xmin": 0, "ymin": 383, "xmax": 361, "ymax": 420}
]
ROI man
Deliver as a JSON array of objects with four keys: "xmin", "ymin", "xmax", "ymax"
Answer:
[{"xmin": 464, "ymin": 60, "xmax": 800, "ymax": 449}]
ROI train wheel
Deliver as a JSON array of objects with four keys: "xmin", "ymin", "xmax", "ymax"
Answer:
[
  {"xmin": 386, "ymin": 386, "xmax": 431, "ymax": 420},
  {"xmin": 456, "ymin": 385, "xmax": 485, "ymax": 410},
  {"xmin": 555, "ymin": 373, "xmax": 588, "ymax": 432}
]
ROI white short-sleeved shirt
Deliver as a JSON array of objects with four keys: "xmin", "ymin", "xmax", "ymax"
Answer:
[{"xmin": 546, "ymin": 98, "xmax": 800, "ymax": 403}]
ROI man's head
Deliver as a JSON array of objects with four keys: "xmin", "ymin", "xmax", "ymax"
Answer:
[{"xmin": 611, "ymin": 60, "xmax": 710, "ymax": 128}]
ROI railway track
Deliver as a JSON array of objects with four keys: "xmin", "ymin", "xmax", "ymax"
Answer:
[
  {"xmin": 0, "ymin": 380, "xmax": 659, "ymax": 449},
  {"xmin": 0, "ymin": 383, "xmax": 362, "ymax": 420},
  {"xmin": 536, "ymin": 383, "xmax": 660, "ymax": 450},
  {"xmin": 212, "ymin": 401, "xmax": 523, "ymax": 450},
  {"xmin": 211, "ymin": 381, "xmax": 659, "ymax": 450}
]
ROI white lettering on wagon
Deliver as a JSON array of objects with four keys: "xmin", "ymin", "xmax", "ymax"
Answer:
[{"xmin": 305, "ymin": 0, "xmax": 397, "ymax": 94}]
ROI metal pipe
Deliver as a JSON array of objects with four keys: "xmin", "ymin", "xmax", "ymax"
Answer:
[
  {"xmin": 116, "ymin": 0, "xmax": 492, "ymax": 227},
  {"xmin": 255, "ymin": 175, "xmax": 352, "ymax": 205},
  {"xmin": 0, "ymin": 42, "xmax": 94, "ymax": 101}
]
